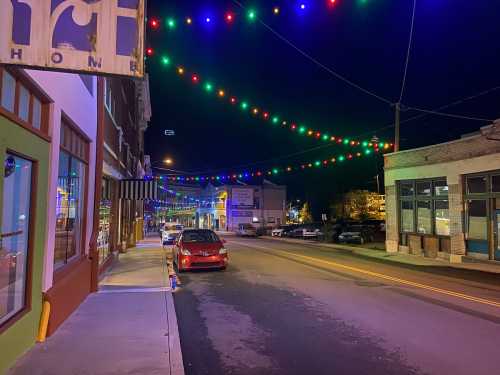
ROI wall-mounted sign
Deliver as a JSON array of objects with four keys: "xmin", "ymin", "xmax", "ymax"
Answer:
[
  {"xmin": 232, "ymin": 188, "xmax": 254, "ymax": 208},
  {"xmin": 0, "ymin": 0, "xmax": 145, "ymax": 77},
  {"xmin": 164, "ymin": 130, "xmax": 175, "ymax": 136}
]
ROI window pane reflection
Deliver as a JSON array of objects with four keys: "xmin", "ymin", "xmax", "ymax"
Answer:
[{"xmin": 1, "ymin": 153, "xmax": 32, "ymax": 325}]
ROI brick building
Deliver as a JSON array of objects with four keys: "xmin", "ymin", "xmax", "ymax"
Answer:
[
  {"xmin": 98, "ymin": 76, "xmax": 151, "ymax": 272},
  {"xmin": 384, "ymin": 120, "xmax": 500, "ymax": 263}
]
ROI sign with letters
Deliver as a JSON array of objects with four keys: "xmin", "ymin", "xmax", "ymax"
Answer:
[
  {"xmin": 0, "ymin": 0, "xmax": 145, "ymax": 77},
  {"xmin": 232, "ymin": 188, "xmax": 254, "ymax": 209}
]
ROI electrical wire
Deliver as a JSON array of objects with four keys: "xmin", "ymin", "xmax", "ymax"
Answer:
[
  {"xmin": 165, "ymin": 141, "xmax": 353, "ymax": 176},
  {"xmin": 352, "ymin": 85, "xmax": 500, "ymax": 138},
  {"xmin": 231, "ymin": 0, "xmax": 394, "ymax": 106},
  {"xmin": 403, "ymin": 106, "xmax": 494, "ymax": 122},
  {"xmin": 399, "ymin": 0, "xmax": 417, "ymax": 102}
]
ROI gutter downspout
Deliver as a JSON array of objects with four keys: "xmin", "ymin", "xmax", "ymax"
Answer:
[{"xmin": 89, "ymin": 77, "xmax": 105, "ymax": 293}]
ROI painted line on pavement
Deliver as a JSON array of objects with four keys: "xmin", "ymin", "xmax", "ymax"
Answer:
[{"xmin": 231, "ymin": 241, "xmax": 500, "ymax": 309}]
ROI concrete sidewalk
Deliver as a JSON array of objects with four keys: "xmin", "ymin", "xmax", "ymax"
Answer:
[
  {"xmin": 262, "ymin": 236, "xmax": 500, "ymax": 274},
  {"xmin": 8, "ymin": 238, "xmax": 184, "ymax": 375}
]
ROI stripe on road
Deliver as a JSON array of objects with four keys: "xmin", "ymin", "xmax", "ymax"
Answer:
[{"xmin": 231, "ymin": 241, "xmax": 500, "ymax": 309}]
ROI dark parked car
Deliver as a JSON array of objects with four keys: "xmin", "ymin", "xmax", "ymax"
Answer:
[{"xmin": 338, "ymin": 225, "xmax": 375, "ymax": 244}]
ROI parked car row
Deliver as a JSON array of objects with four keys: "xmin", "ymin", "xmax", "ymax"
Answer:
[{"xmin": 270, "ymin": 220, "xmax": 385, "ymax": 244}]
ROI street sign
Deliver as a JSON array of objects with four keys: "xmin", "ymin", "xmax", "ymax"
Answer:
[
  {"xmin": 0, "ymin": 0, "xmax": 145, "ymax": 78},
  {"xmin": 164, "ymin": 130, "xmax": 176, "ymax": 136}
]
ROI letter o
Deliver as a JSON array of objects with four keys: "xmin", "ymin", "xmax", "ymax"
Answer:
[{"xmin": 51, "ymin": 52, "xmax": 63, "ymax": 64}]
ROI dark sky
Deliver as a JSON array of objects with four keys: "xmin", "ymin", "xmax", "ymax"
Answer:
[{"xmin": 145, "ymin": 0, "xmax": 500, "ymax": 218}]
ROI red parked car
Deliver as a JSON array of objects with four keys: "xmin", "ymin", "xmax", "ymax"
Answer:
[{"xmin": 174, "ymin": 229, "xmax": 228, "ymax": 272}]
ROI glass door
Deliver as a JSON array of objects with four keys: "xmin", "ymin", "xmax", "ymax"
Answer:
[{"xmin": 1, "ymin": 153, "xmax": 33, "ymax": 325}]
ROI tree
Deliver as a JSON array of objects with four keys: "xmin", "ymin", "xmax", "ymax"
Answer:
[{"xmin": 299, "ymin": 202, "xmax": 313, "ymax": 223}]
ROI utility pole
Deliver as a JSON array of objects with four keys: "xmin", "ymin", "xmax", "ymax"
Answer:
[{"xmin": 394, "ymin": 103, "xmax": 401, "ymax": 152}]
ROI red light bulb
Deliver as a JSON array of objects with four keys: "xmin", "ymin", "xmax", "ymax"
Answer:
[
  {"xmin": 225, "ymin": 12, "xmax": 234, "ymax": 23},
  {"xmin": 191, "ymin": 74, "xmax": 199, "ymax": 83},
  {"xmin": 146, "ymin": 47, "xmax": 154, "ymax": 56},
  {"xmin": 150, "ymin": 19, "xmax": 159, "ymax": 29},
  {"xmin": 230, "ymin": 97, "xmax": 237, "ymax": 104}
]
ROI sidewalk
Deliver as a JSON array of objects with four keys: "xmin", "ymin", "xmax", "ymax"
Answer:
[
  {"xmin": 262, "ymin": 236, "xmax": 500, "ymax": 274},
  {"xmin": 8, "ymin": 237, "xmax": 184, "ymax": 375}
]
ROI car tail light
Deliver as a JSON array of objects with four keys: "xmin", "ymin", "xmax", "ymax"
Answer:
[
  {"xmin": 181, "ymin": 248, "xmax": 191, "ymax": 256},
  {"xmin": 219, "ymin": 248, "xmax": 228, "ymax": 255}
]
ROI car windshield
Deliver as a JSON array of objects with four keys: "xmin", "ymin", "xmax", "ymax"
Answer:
[{"xmin": 182, "ymin": 230, "xmax": 220, "ymax": 243}]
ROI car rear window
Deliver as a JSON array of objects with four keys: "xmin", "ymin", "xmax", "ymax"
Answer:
[{"xmin": 182, "ymin": 230, "xmax": 220, "ymax": 243}]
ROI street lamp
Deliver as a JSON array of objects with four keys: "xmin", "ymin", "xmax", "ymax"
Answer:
[{"xmin": 164, "ymin": 158, "xmax": 173, "ymax": 166}]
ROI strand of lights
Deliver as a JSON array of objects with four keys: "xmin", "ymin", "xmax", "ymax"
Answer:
[
  {"xmin": 150, "ymin": 53, "xmax": 393, "ymax": 150},
  {"xmin": 148, "ymin": 149, "xmax": 378, "ymax": 184},
  {"xmin": 148, "ymin": 1, "xmax": 347, "ymax": 31}
]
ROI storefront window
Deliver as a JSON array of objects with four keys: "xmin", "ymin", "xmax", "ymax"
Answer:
[
  {"xmin": 54, "ymin": 151, "xmax": 86, "ymax": 268},
  {"xmin": 434, "ymin": 180, "xmax": 448, "ymax": 196},
  {"xmin": 416, "ymin": 182, "xmax": 431, "ymax": 196},
  {"xmin": 1, "ymin": 153, "xmax": 32, "ymax": 325},
  {"xmin": 398, "ymin": 178, "xmax": 449, "ymax": 236},
  {"xmin": 401, "ymin": 201, "xmax": 414, "ymax": 232},
  {"xmin": 434, "ymin": 200, "xmax": 450, "ymax": 236},
  {"xmin": 491, "ymin": 175, "xmax": 500, "ymax": 193},
  {"xmin": 467, "ymin": 200, "xmax": 487, "ymax": 240},
  {"xmin": 1, "ymin": 71, "xmax": 15, "ymax": 112},
  {"xmin": 18, "ymin": 84, "xmax": 30, "ymax": 122},
  {"xmin": 400, "ymin": 182, "xmax": 414, "ymax": 197},
  {"xmin": 417, "ymin": 201, "xmax": 432, "ymax": 234},
  {"xmin": 98, "ymin": 179, "xmax": 112, "ymax": 265},
  {"xmin": 467, "ymin": 176, "xmax": 487, "ymax": 194}
]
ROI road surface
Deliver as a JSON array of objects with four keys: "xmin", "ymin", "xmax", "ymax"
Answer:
[{"xmin": 173, "ymin": 236, "xmax": 500, "ymax": 375}]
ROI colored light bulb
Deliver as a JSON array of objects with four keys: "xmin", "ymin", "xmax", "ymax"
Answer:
[
  {"xmin": 230, "ymin": 97, "xmax": 237, "ymax": 104},
  {"xmin": 314, "ymin": 161, "xmax": 321, "ymax": 167},
  {"xmin": 322, "ymin": 134, "xmax": 329, "ymax": 141},
  {"xmin": 298, "ymin": 126, "xmax": 306, "ymax": 133},
  {"xmin": 247, "ymin": 9, "xmax": 257, "ymax": 21},
  {"xmin": 191, "ymin": 74, "xmax": 199, "ymax": 83},
  {"xmin": 241, "ymin": 101, "xmax": 249, "ymax": 110},
  {"xmin": 252, "ymin": 108, "xmax": 259, "ymax": 115},
  {"xmin": 150, "ymin": 19, "xmax": 159, "ymax": 29},
  {"xmin": 205, "ymin": 17, "xmax": 211, "ymax": 23},
  {"xmin": 225, "ymin": 12, "xmax": 234, "ymax": 23},
  {"xmin": 300, "ymin": 4, "xmax": 306, "ymax": 10},
  {"xmin": 146, "ymin": 47, "xmax": 154, "ymax": 56},
  {"xmin": 167, "ymin": 18, "xmax": 176, "ymax": 29},
  {"xmin": 204, "ymin": 82, "xmax": 213, "ymax": 92},
  {"xmin": 161, "ymin": 56, "xmax": 171, "ymax": 66},
  {"xmin": 273, "ymin": 6, "xmax": 280, "ymax": 14},
  {"xmin": 272, "ymin": 116, "xmax": 279, "ymax": 124},
  {"xmin": 186, "ymin": 17, "xmax": 192, "ymax": 25},
  {"xmin": 218, "ymin": 89, "xmax": 225, "ymax": 97}
]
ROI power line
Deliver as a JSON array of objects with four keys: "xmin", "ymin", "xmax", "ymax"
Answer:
[
  {"xmin": 403, "ymin": 106, "xmax": 494, "ymax": 122},
  {"xmin": 399, "ymin": 0, "xmax": 417, "ymax": 102},
  {"xmin": 352, "ymin": 85, "xmax": 500, "ymax": 138},
  {"xmin": 231, "ymin": 0, "xmax": 394, "ymax": 106}
]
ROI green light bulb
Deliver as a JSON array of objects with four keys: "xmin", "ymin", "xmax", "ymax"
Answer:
[
  {"xmin": 166, "ymin": 18, "xmax": 176, "ymax": 29},
  {"xmin": 322, "ymin": 134, "xmax": 329, "ymax": 141},
  {"xmin": 298, "ymin": 126, "xmax": 306, "ymax": 134},
  {"xmin": 343, "ymin": 139, "xmax": 349, "ymax": 145},
  {"xmin": 339, "ymin": 156, "xmax": 345, "ymax": 161},
  {"xmin": 314, "ymin": 161, "xmax": 321, "ymax": 167},
  {"xmin": 272, "ymin": 116, "xmax": 279, "ymax": 124},
  {"xmin": 241, "ymin": 102, "xmax": 249, "ymax": 110},
  {"xmin": 205, "ymin": 82, "xmax": 213, "ymax": 92},
  {"xmin": 161, "ymin": 56, "xmax": 171, "ymax": 66},
  {"xmin": 272, "ymin": 169, "xmax": 278, "ymax": 174},
  {"xmin": 247, "ymin": 9, "xmax": 257, "ymax": 21},
  {"xmin": 362, "ymin": 141, "xmax": 368, "ymax": 147}
]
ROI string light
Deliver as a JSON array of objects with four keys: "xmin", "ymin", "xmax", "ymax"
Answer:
[
  {"xmin": 150, "ymin": 18, "xmax": 159, "ymax": 29},
  {"xmin": 186, "ymin": 17, "xmax": 193, "ymax": 25},
  {"xmin": 273, "ymin": 6, "xmax": 280, "ymax": 15},
  {"xmin": 153, "ymin": 149, "xmax": 373, "ymax": 184},
  {"xmin": 247, "ymin": 9, "xmax": 257, "ymax": 21},
  {"xmin": 162, "ymin": 56, "xmax": 393, "ymax": 149},
  {"xmin": 225, "ymin": 12, "xmax": 234, "ymax": 23},
  {"xmin": 146, "ymin": 47, "xmax": 154, "ymax": 56},
  {"xmin": 166, "ymin": 17, "xmax": 176, "ymax": 29}
]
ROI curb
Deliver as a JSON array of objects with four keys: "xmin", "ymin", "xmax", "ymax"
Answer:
[{"xmin": 166, "ymin": 291, "xmax": 185, "ymax": 375}]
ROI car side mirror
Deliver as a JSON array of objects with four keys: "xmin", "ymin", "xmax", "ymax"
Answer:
[{"xmin": 222, "ymin": 239, "xmax": 227, "ymax": 244}]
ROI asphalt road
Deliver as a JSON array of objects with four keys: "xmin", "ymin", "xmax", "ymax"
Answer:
[{"xmin": 173, "ymin": 236, "xmax": 500, "ymax": 375}]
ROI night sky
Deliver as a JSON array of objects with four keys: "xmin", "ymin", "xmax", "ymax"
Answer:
[{"xmin": 145, "ymin": 0, "xmax": 500, "ymax": 219}]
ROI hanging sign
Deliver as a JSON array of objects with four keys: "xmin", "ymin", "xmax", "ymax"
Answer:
[{"xmin": 0, "ymin": 0, "xmax": 145, "ymax": 77}]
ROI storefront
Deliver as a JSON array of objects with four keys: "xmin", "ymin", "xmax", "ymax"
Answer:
[
  {"xmin": 0, "ymin": 67, "xmax": 51, "ymax": 373},
  {"xmin": 385, "ymin": 121, "xmax": 500, "ymax": 263}
]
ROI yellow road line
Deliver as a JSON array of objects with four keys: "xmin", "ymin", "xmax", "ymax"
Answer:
[{"xmin": 232, "ymin": 241, "xmax": 500, "ymax": 309}]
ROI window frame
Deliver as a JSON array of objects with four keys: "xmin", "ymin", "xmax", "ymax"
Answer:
[
  {"xmin": 0, "ymin": 149, "xmax": 37, "ymax": 333},
  {"xmin": 0, "ymin": 68, "xmax": 51, "ymax": 141},
  {"xmin": 53, "ymin": 117, "xmax": 90, "ymax": 272},
  {"xmin": 397, "ymin": 178, "xmax": 449, "ymax": 237}
]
